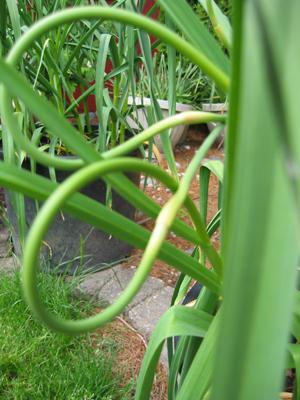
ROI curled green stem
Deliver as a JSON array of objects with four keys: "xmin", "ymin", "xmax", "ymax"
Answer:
[{"xmin": 23, "ymin": 156, "xmax": 221, "ymax": 334}]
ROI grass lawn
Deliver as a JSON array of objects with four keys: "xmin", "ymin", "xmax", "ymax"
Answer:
[{"xmin": 0, "ymin": 263, "xmax": 135, "ymax": 399}]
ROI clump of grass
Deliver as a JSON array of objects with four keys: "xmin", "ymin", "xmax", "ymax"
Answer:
[{"xmin": 0, "ymin": 264, "xmax": 135, "ymax": 399}]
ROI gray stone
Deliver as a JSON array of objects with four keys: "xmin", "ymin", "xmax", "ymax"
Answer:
[
  {"xmin": 185, "ymin": 248, "xmax": 194, "ymax": 255},
  {"xmin": 208, "ymin": 155, "xmax": 223, "ymax": 161},
  {"xmin": 73, "ymin": 264, "xmax": 123, "ymax": 299},
  {"xmin": 98, "ymin": 266, "xmax": 165, "ymax": 310},
  {"xmin": 0, "ymin": 224, "xmax": 12, "ymax": 257},
  {"xmin": 140, "ymin": 177, "xmax": 157, "ymax": 188},
  {"xmin": 128, "ymin": 286, "xmax": 174, "ymax": 370},
  {"xmin": 0, "ymin": 256, "xmax": 21, "ymax": 277},
  {"xmin": 200, "ymin": 157, "xmax": 210, "ymax": 165}
]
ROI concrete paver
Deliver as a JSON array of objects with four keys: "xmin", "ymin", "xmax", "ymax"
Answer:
[
  {"xmin": 97, "ymin": 266, "xmax": 165, "ymax": 310},
  {"xmin": 128, "ymin": 286, "xmax": 174, "ymax": 369}
]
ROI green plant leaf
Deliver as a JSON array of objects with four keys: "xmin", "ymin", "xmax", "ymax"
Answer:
[
  {"xmin": 198, "ymin": 0, "xmax": 233, "ymax": 47},
  {"xmin": 212, "ymin": 1, "xmax": 300, "ymax": 399},
  {"xmin": 286, "ymin": 344, "xmax": 300, "ymax": 399},
  {"xmin": 95, "ymin": 34, "xmax": 111, "ymax": 140},
  {"xmin": 135, "ymin": 305, "xmax": 213, "ymax": 400},
  {"xmin": 176, "ymin": 309, "xmax": 220, "ymax": 400},
  {"xmin": 155, "ymin": 0, "xmax": 230, "ymax": 77}
]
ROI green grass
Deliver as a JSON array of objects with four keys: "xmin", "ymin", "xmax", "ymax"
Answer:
[{"xmin": 0, "ymin": 263, "xmax": 135, "ymax": 399}]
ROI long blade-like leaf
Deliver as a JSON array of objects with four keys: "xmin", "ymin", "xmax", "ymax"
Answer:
[
  {"xmin": 135, "ymin": 306, "xmax": 213, "ymax": 400},
  {"xmin": 156, "ymin": 0, "xmax": 230, "ymax": 76},
  {"xmin": 212, "ymin": 1, "xmax": 300, "ymax": 399}
]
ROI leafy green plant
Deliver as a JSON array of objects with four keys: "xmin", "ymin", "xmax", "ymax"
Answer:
[
  {"xmin": 0, "ymin": 1, "xmax": 299, "ymax": 400},
  {"xmin": 132, "ymin": 53, "xmax": 204, "ymax": 106}
]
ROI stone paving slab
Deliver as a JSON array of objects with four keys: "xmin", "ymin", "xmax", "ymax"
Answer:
[
  {"xmin": 0, "ymin": 256, "xmax": 21, "ymax": 277},
  {"xmin": 97, "ymin": 266, "xmax": 165, "ymax": 310},
  {"xmin": 0, "ymin": 224, "xmax": 12, "ymax": 258},
  {"xmin": 76, "ymin": 264, "xmax": 173, "ymax": 370},
  {"xmin": 128, "ymin": 286, "xmax": 174, "ymax": 370},
  {"xmin": 73, "ymin": 265, "xmax": 123, "ymax": 299}
]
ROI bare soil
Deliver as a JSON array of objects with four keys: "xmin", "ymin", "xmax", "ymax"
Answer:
[{"xmin": 91, "ymin": 309, "xmax": 168, "ymax": 400}]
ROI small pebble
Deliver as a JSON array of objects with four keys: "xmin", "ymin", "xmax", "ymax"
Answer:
[
  {"xmin": 209, "ymin": 155, "xmax": 223, "ymax": 161},
  {"xmin": 185, "ymin": 248, "xmax": 194, "ymax": 255},
  {"xmin": 157, "ymin": 197, "xmax": 162, "ymax": 201},
  {"xmin": 165, "ymin": 188, "xmax": 171, "ymax": 192},
  {"xmin": 175, "ymin": 162, "xmax": 180, "ymax": 167},
  {"xmin": 152, "ymin": 195, "xmax": 156, "ymax": 199},
  {"xmin": 185, "ymin": 145, "xmax": 191, "ymax": 150},
  {"xmin": 137, "ymin": 211, "xmax": 144, "ymax": 218},
  {"xmin": 200, "ymin": 158, "xmax": 210, "ymax": 164}
]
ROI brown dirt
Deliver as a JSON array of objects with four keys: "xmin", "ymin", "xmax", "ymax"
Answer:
[
  {"xmin": 91, "ymin": 308, "xmax": 168, "ymax": 400},
  {"xmin": 121, "ymin": 126, "xmax": 224, "ymax": 287}
]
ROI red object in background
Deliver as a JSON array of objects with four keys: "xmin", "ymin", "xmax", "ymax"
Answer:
[{"xmin": 74, "ymin": 0, "xmax": 159, "ymax": 113}]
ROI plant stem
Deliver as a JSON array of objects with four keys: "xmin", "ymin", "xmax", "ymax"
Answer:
[
  {"xmin": 22, "ymin": 157, "xmax": 221, "ymax": 334},
  {"xmin": 119, "ymin": 89, "xmax": 128, "ymax": 144},
  {"xmin": 207, "ymin": 0, "xmax": 231, "ymax": 52},
  {"xmin": 0, "ymin": 0, "xmax": 7, "ymax": 57},
  {"xmin": 111, "ymin": 75, "xmax": 120, "ymax": 148}
]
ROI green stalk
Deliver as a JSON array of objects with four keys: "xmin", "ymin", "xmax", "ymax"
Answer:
[
  {"xmin": 22, "ymin": 157, "xmax": 221, "ymax": 334},
  {"xmin": 119, "ymin": 88, "xmax": 128, "ymax": 144},
  {"xmin": 111, "ymin": 75, "xmax": 120, "ymax": 148},
  {"xmin": 153, "ymin": 124, "xmax": 224, "ymax": 280},
  {"xmin": 207, "ymin": 0, "xmax": 231, "ymax": 52},
  {"xmin": 0, "ymin": 0, "xmax": 7, "ymax": 57},
  {"xmin": 78, "ymin": 56, "xmax": 92, "ymax": 136}
]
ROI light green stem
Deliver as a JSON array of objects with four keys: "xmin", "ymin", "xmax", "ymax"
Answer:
[
  {"xmin": 23, "ymin": 157, "xmax": 221, "ymax": 334},
  {"xmin": 207, "ymin": 0, "xmax": 231, "ymax": 52}
]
